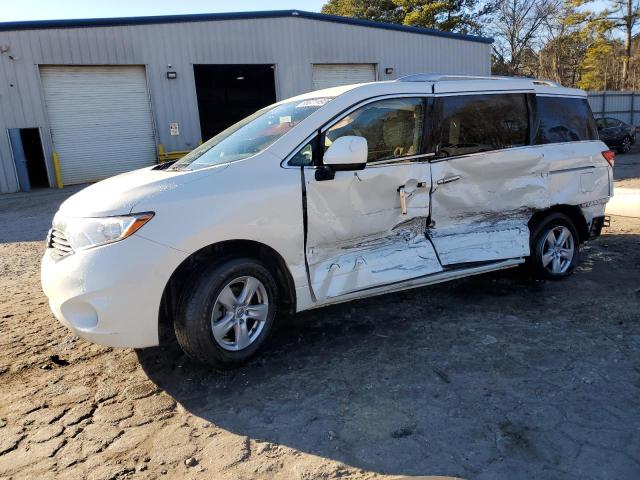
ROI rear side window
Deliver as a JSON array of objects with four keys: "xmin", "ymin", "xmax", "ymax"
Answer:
[
  {"xmin": 535, "ymin": 96, "xmax": 598, "ymax": 144},
  {"xmin": 435, "ymin": 93, "xmax": 528, "ymax": 157}
]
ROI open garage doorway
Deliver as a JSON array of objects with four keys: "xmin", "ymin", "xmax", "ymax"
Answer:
[{"xmin": 194, "ymin": 64, "xmax": 277, "ymax": 141}]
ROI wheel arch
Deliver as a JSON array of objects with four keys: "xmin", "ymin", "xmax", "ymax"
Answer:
[
  {"xmin": 528, "ymin": 204, "xmax": 589, "ymax": 243},
  {"xmin": 158, "ymin": 239, "xmax": 296, "ymax": 345}
]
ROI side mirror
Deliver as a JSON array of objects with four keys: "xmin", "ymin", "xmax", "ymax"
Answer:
[{"xmin": 323, "ymin": 136, "xmax": 367, "ymax": 171}]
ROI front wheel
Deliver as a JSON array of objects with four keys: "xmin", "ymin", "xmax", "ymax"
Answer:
[
  {"xmin": 528, "ymin": 213, "xmax": 579, "ymax": 280},
  {"xmin": 174, "ymin": 257, "xmax": 279, "ymax": 368}
]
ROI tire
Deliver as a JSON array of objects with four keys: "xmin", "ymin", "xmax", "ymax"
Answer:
[
  {"xmin": 528, "ymin": 213, "xmax": 580, "ymax": 280},
  {"xmin": 619, "ymin": 135, "xmax": 632, "ymax": 154},
  {"xmin": 174, "ymin": 257, "xmax": 279, "ymax": 368}
]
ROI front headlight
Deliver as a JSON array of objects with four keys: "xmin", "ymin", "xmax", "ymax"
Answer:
[{"xmin": 53, "ymin": 212, "xmax": 154, "ymax": 251}]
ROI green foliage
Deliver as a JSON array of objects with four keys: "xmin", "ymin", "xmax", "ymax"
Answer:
[
  {"xmin": 321, "ymin": 0, "xmax": 404, "ymax": 24},
  {"xmin": 579, "ymin": 37, "xmax": 617, "ymax": 89},
  {"xmin": 320, "ymin": 0, "xmax": 490, "ymax": 33}
]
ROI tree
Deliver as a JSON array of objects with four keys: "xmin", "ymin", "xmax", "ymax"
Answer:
[
  {"xmin": 321, "ymin": 0, "xmax": 404, "ymax": 24},
  {"xmin": 490, "ymin": 0, "xmax": 561, "ymax": 76},
  {"xmin": 538, "ymin": 0, "xmax": 597, "ymax": 86},
  {"xmin": 579, "ymin": 36, "xmax": 620, "ymax": 89},
  {"xmin": 602, "ymin": 0, "xmax": 640, "ymax": 87},
  {"xmin": 320, "ymin": 0, "xmax": 491, "ymax": 34},
  {"xmin": 395, "ymin": 0, "xmax": 492, "ymax": 33}
]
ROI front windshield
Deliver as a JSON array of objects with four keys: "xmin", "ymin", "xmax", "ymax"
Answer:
[{"xmin": 171, "ymin": 97, "xmax": 333, "ymax": 171}]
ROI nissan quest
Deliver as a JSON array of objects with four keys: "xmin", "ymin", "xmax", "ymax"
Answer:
[{"xmin": 41, "ymin": 74, "xmax": 614, "ymax": 368}]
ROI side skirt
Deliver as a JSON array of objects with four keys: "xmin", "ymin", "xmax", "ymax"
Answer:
[{"xmin": 305, "ymin": 257, "xmax": 525, "ymax": 310}]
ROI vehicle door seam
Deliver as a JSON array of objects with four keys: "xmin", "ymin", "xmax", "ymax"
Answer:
[{"xmin": 300, "ymin": 167, "xmax": 317, "ymax": 302}]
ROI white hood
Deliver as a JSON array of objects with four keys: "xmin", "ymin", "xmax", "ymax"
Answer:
[{"xmin": 57, "ymin": 163, "xmax": 228, "ymax": 217}]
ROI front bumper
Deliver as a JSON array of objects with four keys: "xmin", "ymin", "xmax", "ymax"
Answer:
[{"xmin": 41, "ymin": 234, "xmax": 187, "ymax": 348}]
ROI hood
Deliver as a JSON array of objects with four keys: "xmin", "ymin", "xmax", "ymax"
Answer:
[{"xmin": 57, "ymin": 163, "xmax": 229, "ymax": 217}]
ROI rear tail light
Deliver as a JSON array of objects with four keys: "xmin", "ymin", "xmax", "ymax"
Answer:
[{"xmin": 602, "ymin": 150, "xmax": 615, "ymax": 167}]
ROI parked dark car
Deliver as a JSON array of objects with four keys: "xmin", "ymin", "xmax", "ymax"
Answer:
[{"xmin": 596, "ymin": 117, "xmax": 636, "ymax": 153}]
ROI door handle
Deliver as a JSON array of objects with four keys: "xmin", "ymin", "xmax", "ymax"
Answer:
[
  {"xmin": 436, "ymin": 175, "xmax": 461, "ymax": 185},
  {"xmin": 399, "ymin": 186, "xmax": 410, "ymax": 215},
  {"xmin": 398, "ymin": 181, "xmax": 426, "ymax": 215}
]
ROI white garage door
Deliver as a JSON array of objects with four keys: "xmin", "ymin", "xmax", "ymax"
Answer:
[
  {"xmin": 312, "ymin": 64, "xmax": 377, "ymax": 90},
  {"xmin": 40, "ymin": 66, "xmax": 156, "ymax": 185}
]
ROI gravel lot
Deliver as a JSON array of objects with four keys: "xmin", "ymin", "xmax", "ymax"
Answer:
[{"xmin": 0, "ymin": 153, "xmax": 639, "ymax": 480}]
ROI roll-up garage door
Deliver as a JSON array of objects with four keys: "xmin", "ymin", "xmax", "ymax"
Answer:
[
  {"xmin": 312, "ymin": 64, "xmax": 377, "ymax": 90},
  {"xmin": 40, "ymin": 66, "xmax": 156, "ymax": 185}
]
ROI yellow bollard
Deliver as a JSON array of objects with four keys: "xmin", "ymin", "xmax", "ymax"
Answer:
[{"xmin": 52, "ymin": 152, "xmax": 63, "ymax": 189}]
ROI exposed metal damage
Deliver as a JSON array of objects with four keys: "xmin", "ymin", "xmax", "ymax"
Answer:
[
  {"xmin": 307, "ymin": 217, "xmax": 442, "ymax": 299},
  {"xmin": 302, "ymin": 149, "xmax": 559, "ymax": 300}
]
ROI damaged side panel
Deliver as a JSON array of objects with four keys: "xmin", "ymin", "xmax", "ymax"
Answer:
[
  {"xmin": 304, "ymin": 164, "xmax": 442, "ymax": 300},
  {"xmin": 429, "ymin": 148, "xmax": 550, "ymax": 265},
  {"xmin": 307, "ymin": 218, "xmax": 442, "ymax": 298},
  {"xmin": 544, "ymin": 142, "xmax": 611, "ymax": 224}
]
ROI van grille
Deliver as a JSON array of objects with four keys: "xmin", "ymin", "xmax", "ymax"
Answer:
[{"xmin": 47, "ymin": 228, "xmax": 74, "ymax": 258}]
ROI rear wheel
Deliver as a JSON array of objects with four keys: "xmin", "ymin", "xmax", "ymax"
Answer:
[
  {"xmin": 528, "ymin": 213, "xmax": 579, "ymax": 279},
  {"xmin": 174, "ymin": 257, "xmax": 279, "ymax": 368},
  {"xmin": 619, "ymin": 135, "xmax": 632, "ymax": 153}
]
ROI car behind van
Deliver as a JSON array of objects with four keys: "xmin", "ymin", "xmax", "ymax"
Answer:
[{"xmin": 41, "ymin": 74, "xmax": 613, "ymax": 368}]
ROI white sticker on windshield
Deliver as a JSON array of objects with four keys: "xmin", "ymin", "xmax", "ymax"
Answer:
[
  {"xmin": 296, "ymin": 98, "xmax": 331, "ymax": 108},
  {"xmin": 279, "ymin": 116, "xmax": 292, "ymax": 124}
]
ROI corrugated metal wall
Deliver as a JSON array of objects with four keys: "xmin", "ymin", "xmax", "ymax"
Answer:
[
  {"xmin": 588, "ymin": 91, "xmax": 640, "ymax": 125},
  {"xmin": 0, "ymin": 16, "xmax": 491, "ymax": 193}
]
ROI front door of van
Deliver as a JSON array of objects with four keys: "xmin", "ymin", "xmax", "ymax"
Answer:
[
  {"xmin": 428, "ymin": 93, "xmax": 550, "ymax": 265},
  {"xmin": 302, "ymin": 97, "xmax": 443, "ymax": 301}
]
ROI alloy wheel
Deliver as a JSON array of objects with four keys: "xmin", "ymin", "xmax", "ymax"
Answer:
[
  {"xmin": 210, "ymin": 276, "xmax": 269, "ymax": 351},
  {"xmin": 540, "ymin": 226, "xmax": 575, "ymax": 275}
]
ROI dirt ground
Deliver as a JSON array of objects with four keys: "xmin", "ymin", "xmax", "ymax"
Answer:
[{"xmin": 0, "ymin": 153, "xmax": 639, "ymax": 480}]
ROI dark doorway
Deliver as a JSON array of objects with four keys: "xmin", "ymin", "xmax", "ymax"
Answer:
[
  {"xmin": 21, "ymin": 129, "xmax": 49, "ymax": 188},
  {"xmin": 194, "ymin": 64, "xmax": 277, "ymax": 141},
  {"xmin": 10, "ymin": 128, "xmax": 49, "ymax": 191}
]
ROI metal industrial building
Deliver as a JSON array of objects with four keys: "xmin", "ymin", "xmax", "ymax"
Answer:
[{"xmin": 0, "ymin": 10, "xmax": 492, "ymax": 194}]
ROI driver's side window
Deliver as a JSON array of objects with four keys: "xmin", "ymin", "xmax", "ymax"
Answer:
[{"xmin": 324, "ymin": 97, "xmax": 425, "ymax": 163}]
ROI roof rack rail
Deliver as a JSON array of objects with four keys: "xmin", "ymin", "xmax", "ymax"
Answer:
[
  {"xmin": 397, "ymin": 73, "xmax": 510, "ymax": 82},
  {"xmin": 397, "ymin": 73, "xmax": 561, "ymax": 86},
  {"xmin": 531, "ymin": 79, "xmax": 561, "ymax": 87}
]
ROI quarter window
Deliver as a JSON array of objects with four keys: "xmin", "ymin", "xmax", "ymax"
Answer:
[
  {"xmin": 324, "ymin": 98, "xmax": 425, "ymax": 163},
  {"xmin": 435, "ymin": 93, "xmax": 529, "ymax": 157},
  {"xmin": 535, "ymin": 96, "xmax": 598, "ymax": 144},
  {"xmin": 289, "ymin": 139, "xmax": 315, "ymax": 166}
]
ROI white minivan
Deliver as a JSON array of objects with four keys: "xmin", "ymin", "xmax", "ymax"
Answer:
[{"xmin": 41, "ymin": 74, "xmax": 614, "ymax": 368}]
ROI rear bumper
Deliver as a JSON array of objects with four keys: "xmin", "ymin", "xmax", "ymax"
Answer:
[
  {"xmin": 41, "ymin": 234, "xmax": 187, "ymax": 348},
  {"xmin": 588, "ymin": 215, "xmax": 609, "ymax": 239}
]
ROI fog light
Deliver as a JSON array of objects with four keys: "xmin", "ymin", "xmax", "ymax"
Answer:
[{"xmin": 60, "ymin": 301, "xmax": 98, "ymax": 330}]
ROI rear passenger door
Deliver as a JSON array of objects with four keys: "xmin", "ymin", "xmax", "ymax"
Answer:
[{"xmin": 429, "ymin": 93, "xmax": 550, "ymax": 265}]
